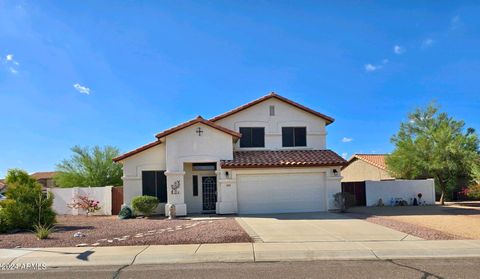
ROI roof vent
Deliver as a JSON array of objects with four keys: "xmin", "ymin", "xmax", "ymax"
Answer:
[{"xmin": 269, "ymin": 105, "xmax": 275, "ymax": 116}]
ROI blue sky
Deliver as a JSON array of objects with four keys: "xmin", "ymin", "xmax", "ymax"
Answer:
[{"xmin": 1, "ymin": 0, "xmax": 479, "ymax": 177}]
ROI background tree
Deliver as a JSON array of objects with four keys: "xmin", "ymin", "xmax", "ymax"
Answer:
[
  {"xmin": 55, "ymin": 145, "xmax": 123, "ymax": 187},
  {"xmin": 386, "ymin": 103, "xmax": 480, "ymax": 205}
]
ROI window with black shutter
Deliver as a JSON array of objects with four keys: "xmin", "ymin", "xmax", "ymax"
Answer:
[
  {"xmin": 239, "ymin": 127, "xmax": 265, "ymax": 148},
  {"xmin": 282, "ymin": 127, "xmax": 307, "ymax": 147},
  {"xmin": 193, "ymin": 175, "xmax": 198, "ymax": 196},
  {"xmin": 142, "ymin": 171, "xmax": 167, "ymax": 203}
]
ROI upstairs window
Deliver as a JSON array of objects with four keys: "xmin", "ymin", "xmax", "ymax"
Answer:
[
  {"xmin": 239, "ymin": 127, "xmax": 265, "ymax": 148},
  {"xmin": 282, "ymin": 127, "xmax": 307, "ymax": 147}
]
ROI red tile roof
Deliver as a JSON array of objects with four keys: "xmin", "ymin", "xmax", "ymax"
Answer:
[
  {"xmin": 155, "ymin": 116, "xmax": 241, "ymax": 139},
  {"xmin": 221, "ymin": 150, "xmax": 347, "ymax": 168},
  {"xmin": 209, "ymin": 92, "xmax": 335, "ymax": 125},
  {"xmin": 30, "ymin": 172, "xmax": 56, "ymax": 180},
  {"xmin": 349, "ymin": 154, "xmax": 389, "ymax": 170},
  {"xmin": 113, "ymin": 140, "xmax": 162, "ymax": 162},
  {"xmin": 0, "ymin": 179, "xmax": 5, "ymax": 192}
]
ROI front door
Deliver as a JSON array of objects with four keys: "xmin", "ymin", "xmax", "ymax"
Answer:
[{"xmin": 202, "ymin": 176, "xmax": 217, "ymax": 212}]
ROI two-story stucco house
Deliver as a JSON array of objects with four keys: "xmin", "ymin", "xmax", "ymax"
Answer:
[{"xmin": 113, "ymin": 93, "xmax": 347, "ymax": 216}]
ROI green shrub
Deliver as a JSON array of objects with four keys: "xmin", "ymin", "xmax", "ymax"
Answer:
[
  {"xmin": 33, "ymin": 223, "xmax": 55, "ymax": 239},
  {"xmin": 0, "ymin": 169, "xmax": 56, "ymax": 234},
  {"xmin": 0, "ymin": 200, "xmax": 16, "ymax": 233},
  {"xmin": 131, "ymin": 196, "xmax": 159, "ymax": 217}
]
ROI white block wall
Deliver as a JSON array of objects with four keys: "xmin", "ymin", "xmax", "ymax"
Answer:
[
  {"xmin": 365, "ymin": 179, "xmax": 435, "ymax": 206},
  {"xmin": 49, "ymin": 186, "xmax": 113, "ymax": 215}
]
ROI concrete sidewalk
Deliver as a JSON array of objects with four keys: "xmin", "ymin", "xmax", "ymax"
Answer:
[{"xmin": 3, "ymin": 240, "xmax": 480, "ymax": 267}]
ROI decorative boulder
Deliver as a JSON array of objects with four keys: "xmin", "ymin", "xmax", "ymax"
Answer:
[{"xmin": 118, "ymin": 205, "xmax": 133, "ymax": 220}]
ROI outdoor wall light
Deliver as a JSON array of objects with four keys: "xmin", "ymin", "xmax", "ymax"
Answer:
[{"xmin": 332, "ymin": 169, "xmax": 338, "ymax": 176}]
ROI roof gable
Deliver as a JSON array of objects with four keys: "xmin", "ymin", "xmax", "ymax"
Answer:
[
  {"xmin": 155, "ymin": 116, "xmax": 241, "ymax": 139},
  {"xmin": 209, "ymin": 92, "xmax": 335, "ymax": 125},
  {"xmin": 114, "ymin": 116, "xmax": 241, "ymax": 162},
  {"xmin": 347, "ymin": 154, "xmax": 388, "ymax": 170},
  {"xmin": 113, "ymin": 140, "xmax": 162, "ymax": 162}
]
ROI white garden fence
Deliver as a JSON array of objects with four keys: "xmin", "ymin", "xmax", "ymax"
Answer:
[
  {"xmin": 48, "ymin": 186, "xmax": 113, "ymax": 215},
  {"xmin": 365, "ymin": 179, "xmax": 436, "ymax": 206}
]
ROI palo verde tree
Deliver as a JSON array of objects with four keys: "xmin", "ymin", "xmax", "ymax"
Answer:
[
  {"xmin": 55, "ymin": 145, "xmax": 123, "ymax": 187},
  {"xmin": 386, "ymin": 103, "xmax": 480, "ymax": 204}
]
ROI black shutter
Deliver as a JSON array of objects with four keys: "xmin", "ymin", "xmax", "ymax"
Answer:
[
  {"xmin": 295, "ymin": 127, "xmax": 307, "ymax": 146},
  {"xmin": 252, "ymin": 128, "xmax": 265, "ymax": 147},
  {"xmin": 239, "ymin": 127, "xmax": 252, "ymax": 147},
  {"xmin": 282, "ymin": 127, "xmax": 294, "ymax": 147},
  {"xmin": 193, "ymin": 175, "xmax": 198, "ymax": 196},
  {"xmin": 156, "ymin": 171, "xmax": 167, "ymax": 203},
  {"xmin": 142, "ymin": 171, "xmax": 156, "ymax": 197}
]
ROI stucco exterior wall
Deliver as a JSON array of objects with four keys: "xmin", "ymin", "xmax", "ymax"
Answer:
[
  {"xmin": 165, "ymin": 124, "xmax": 234, "ymax": 171},
  {"xmin": 121, "ymin": 144, "xmax": 167, "ymax": 214},
  {"xmin": 49, "ymin": 186, "xmax": 113, "ymax": 215},
  {"xmin": 216, "ymin": 167, "xmax": 342, "ymax": 213},
  {"xmin": 164, "ymin": 124, "xmax": 234, "ymax": 216},
  {"xmin": 365, "ymin": 179, "xmax": 435, "ymax": 206},
  {"xmin": 214, "ymin": 98, "xmax": 327, "ymax": 150},
  {"xmin": 341, "ymin": 159, "xmax": 393, "ymax": 182}
]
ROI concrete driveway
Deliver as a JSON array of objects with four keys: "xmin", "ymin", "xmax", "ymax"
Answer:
[{"xmin": 237, "ymin": 212, "xmax": 420, "ymax": 242}]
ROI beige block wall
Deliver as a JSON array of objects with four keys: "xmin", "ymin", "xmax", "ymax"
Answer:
[{"xmin": 341, "ymin": 159, "xmax": 393, "ymax": 182}]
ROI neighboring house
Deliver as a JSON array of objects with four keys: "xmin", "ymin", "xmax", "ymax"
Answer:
[
  {"xmin": 341, "ymin": 154, "xmax": 435, "ymax": 206},
  {"xmin": 341, "ymin": 154, "xmax": 393, "ymax": 182},
  {"xmin": 30, "ymin": 172, "xmax": 57, "ymax": 189},
  {"xmin": 113, "ymin": 92, "xmax": 346, "ymax": 216},
  {"xmin": 0, "ymin": 179, "xmax": 6, "ymax": 193}
]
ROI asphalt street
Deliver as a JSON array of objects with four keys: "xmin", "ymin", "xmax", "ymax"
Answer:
[{"xmin": 2, "ymin": 258, "xmax": 480, "ymax": 279}]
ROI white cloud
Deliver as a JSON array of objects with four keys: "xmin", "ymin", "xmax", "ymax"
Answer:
[
  {"xmin": 3, "ymin": 54, "xmax": 20, "ymax": 74},
  {"xmin": 73, "ymin": 83, "xmax": 91, "ymax": 95},
  {"xmin": 422, "ymin": 38, "xmax": 434, "ymax": 49},
  {"xmin": 365, "ymin": 63, "xmax": 380, "ymax": 72},
  {"xmin": 365, "ymin": 58, "xmax": 389, "ymax": 72},
  {"xmin": 8, "ymin": 67, "xmax": 18, "ymax": 74},
  {"xmin": 342, "ymin": 152, "xmax": 348, "ymax": 159},
  {"xmin": 342, "ymin": 137, "xmax": 353, "ymax": 143},
  {"xmin": 393, "ymin": 45, "xmax": 405, "ymax": 55}
]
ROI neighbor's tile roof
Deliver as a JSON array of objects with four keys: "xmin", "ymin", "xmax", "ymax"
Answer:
[
  {"xmin": 350, "ymin": 154, "xmax": 388, "ymax": 170},
  {"xmin": 221, "ymin": 150, "xmax": 347, "ymax": 168},
  {"xmin": 0, "ymin": 179, "xmax": 5, "ymax": 191},
  {"xmin": 30, "ymin": 172, "xmax": 56, "ymax": 180}
]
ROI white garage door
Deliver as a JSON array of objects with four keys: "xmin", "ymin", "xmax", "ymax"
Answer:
[{"xmin": 237, "ymin": 172, "xmax": 326, "ymax": 214}]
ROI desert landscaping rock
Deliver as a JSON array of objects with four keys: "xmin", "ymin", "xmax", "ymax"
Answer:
[
  {"xmin": 347, "ymin": 205, "xmax": 480, "ymax": 240},
  {"xmin": 0, "ymin": 215, "xmax": 251, "ymax": 248}
]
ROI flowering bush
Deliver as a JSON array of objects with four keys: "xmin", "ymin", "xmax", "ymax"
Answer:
[
  {"xmin": 68, "ymin": 195, "xmax": 101, "ymax": 216},
  {"xmin": 463, "ymin": 184, "xmax": 480, "ymax": 200}
]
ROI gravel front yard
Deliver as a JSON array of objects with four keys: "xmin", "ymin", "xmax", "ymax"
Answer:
[
  {"xmin": 348, "ymin": 205, "xmax": 480, "ymax": 240},
  {"xmin": 0, "ymin": 215, "xmax": 252, "ymax": 248}
]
